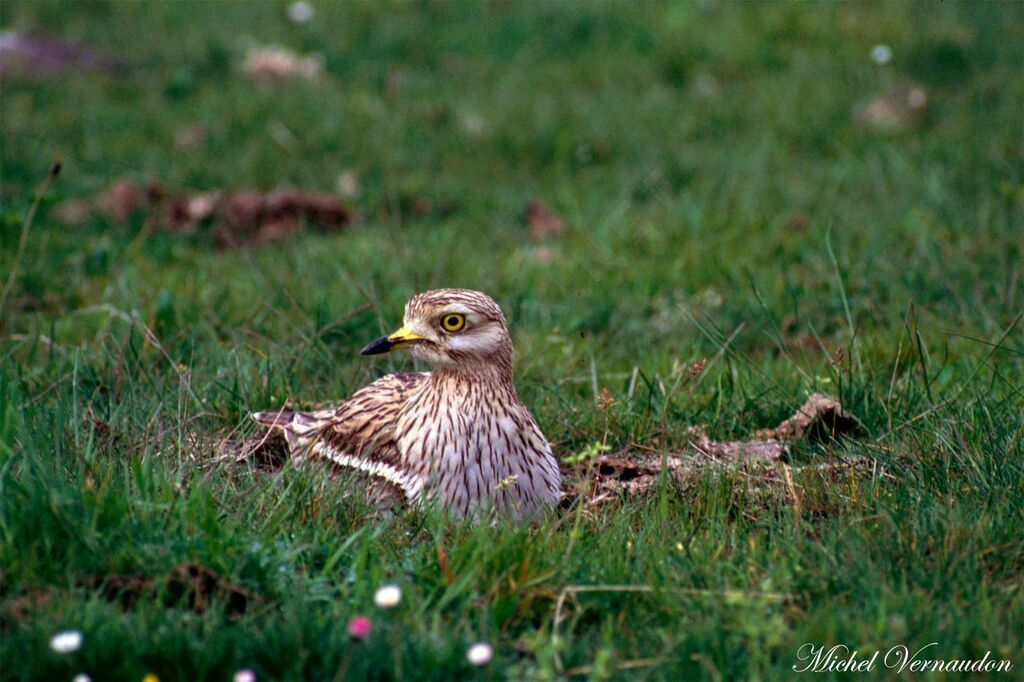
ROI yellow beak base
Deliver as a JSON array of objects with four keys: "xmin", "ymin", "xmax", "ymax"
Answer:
[{"xmin": 360, "ymin": 326, "xmax": 425, "ymax": 355}]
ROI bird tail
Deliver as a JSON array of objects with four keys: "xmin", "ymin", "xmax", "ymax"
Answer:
[
  {"xmin": 252, "ymin": 410, "xmax": 295, "ymax": 427},
  {"xmin": 250, "ymin": 409, "xmax": 421, "ymax": 503},
  {"xmin": 251, "ymin": 409, "xmax": 328, "ymax": 450}
]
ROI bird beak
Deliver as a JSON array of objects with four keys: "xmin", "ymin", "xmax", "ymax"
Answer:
[{"xmin": 360, "ymin": 326, "xmax": 426, "ymax": 356}]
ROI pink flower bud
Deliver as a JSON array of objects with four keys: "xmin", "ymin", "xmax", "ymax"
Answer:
[{"xmin": 347, "ymin": 616, "xmax": 372, "ymax": 640}]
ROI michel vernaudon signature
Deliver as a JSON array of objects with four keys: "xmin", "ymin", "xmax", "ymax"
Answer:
[{"xmin": 793, "ymin": 643, "xmax": 1014, "ymax": 674}]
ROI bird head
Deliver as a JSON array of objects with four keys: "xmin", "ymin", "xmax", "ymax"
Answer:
[{"xmin": 360, "ymin": 289, "xmax": 514, "ymax": 375}]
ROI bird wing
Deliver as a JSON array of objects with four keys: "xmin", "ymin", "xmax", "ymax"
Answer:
[{"xmin": 252, "ymin": 371, "xmax": 428, "ymax": 499}]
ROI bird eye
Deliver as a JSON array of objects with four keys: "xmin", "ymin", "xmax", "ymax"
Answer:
[{"xmin": 441, "ymin": 313, "xmax": 466, "ymax": 332}]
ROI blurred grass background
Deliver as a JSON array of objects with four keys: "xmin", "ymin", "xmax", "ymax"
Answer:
[{"xmin": 1, "ymin": 2, "xmax": 1021, "ymax": 680}]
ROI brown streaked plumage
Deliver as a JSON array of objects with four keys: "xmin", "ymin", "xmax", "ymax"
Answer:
[{"xmin": 252, "ymin": 289, "xmax": 561, "ymax": 518}]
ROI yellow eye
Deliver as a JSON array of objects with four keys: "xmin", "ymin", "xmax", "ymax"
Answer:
[{"xmin": 441, "ymin": 313, "xmax": 466, "ymax": 332}]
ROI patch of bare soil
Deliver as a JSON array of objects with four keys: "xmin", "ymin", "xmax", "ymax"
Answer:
[
  {"xmin": 754, "ymin": 392, "xmax": 860, "ymax": 442},
  {"xmin": 576, "ymin": 394, "xmax": 863, "ymax": 505},
  {"xmin": 0, "ymin": 31, "xmax": 127, "ymax": 78},
  {"xmin": 0, "ymin": 586, "xmax": 53, "ymax": 631},
  {"xmin": 215, "ymin": 430, "xmax": 290, "ymax": 472},
  {"xmin": 2, "ymin": 563, "xmax": 263, "ymax": 627},
  {"xmin": 60, "ymin": 178, "xmax": 361, "ymax": 249},
  {"xmin": 524, "ymin": 199, "xmax": 567, "ymax": 239},
  {"xmin": 79, "ymin": 562, "xmax": 262, "ymax": 619}
]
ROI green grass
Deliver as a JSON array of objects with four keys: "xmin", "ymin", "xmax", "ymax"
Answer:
[{"xmin": 2, "ymin": 2, "xmax": 1022, "ymax": 680}]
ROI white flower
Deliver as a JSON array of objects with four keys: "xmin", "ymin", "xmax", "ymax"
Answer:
[
  {"xmin": 466, "ymin": 642, "xmax": 493, "ymax": 666},
  {"xmin": 288, "ymin": 1, "xmax": 314, "ymax": 23},
  {"xmin": 49, "ymin": 630, "xmax": 83, "ymax": 654},
  {"xmin": 72, "ymin": 675, "xmax": 92, "ymax": 682},
  {"xmin": 233, "ymin": 669, "xmax": 257, "ymax": 682},
  {"xmin": 871, "ymin": 44, "xmax": 892, "ymax": 66},
  {"xmin": 373, "ymin": 584, "xmax": 402, "ymax": 609}
]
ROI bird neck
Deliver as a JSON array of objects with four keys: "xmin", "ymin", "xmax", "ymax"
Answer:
[{"xmin": 431, "ymin": 356, "xmax": 515, "ymax": 389}]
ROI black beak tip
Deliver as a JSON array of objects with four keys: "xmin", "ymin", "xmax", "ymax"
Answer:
[{"xmin": 360, "ymin": 336, "xmax": 393, "ymax": 356}]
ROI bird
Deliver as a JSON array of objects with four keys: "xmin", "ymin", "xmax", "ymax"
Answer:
[{"xmin": 252, "ymin": 289, "xmax": 561, "ymax": 519}]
